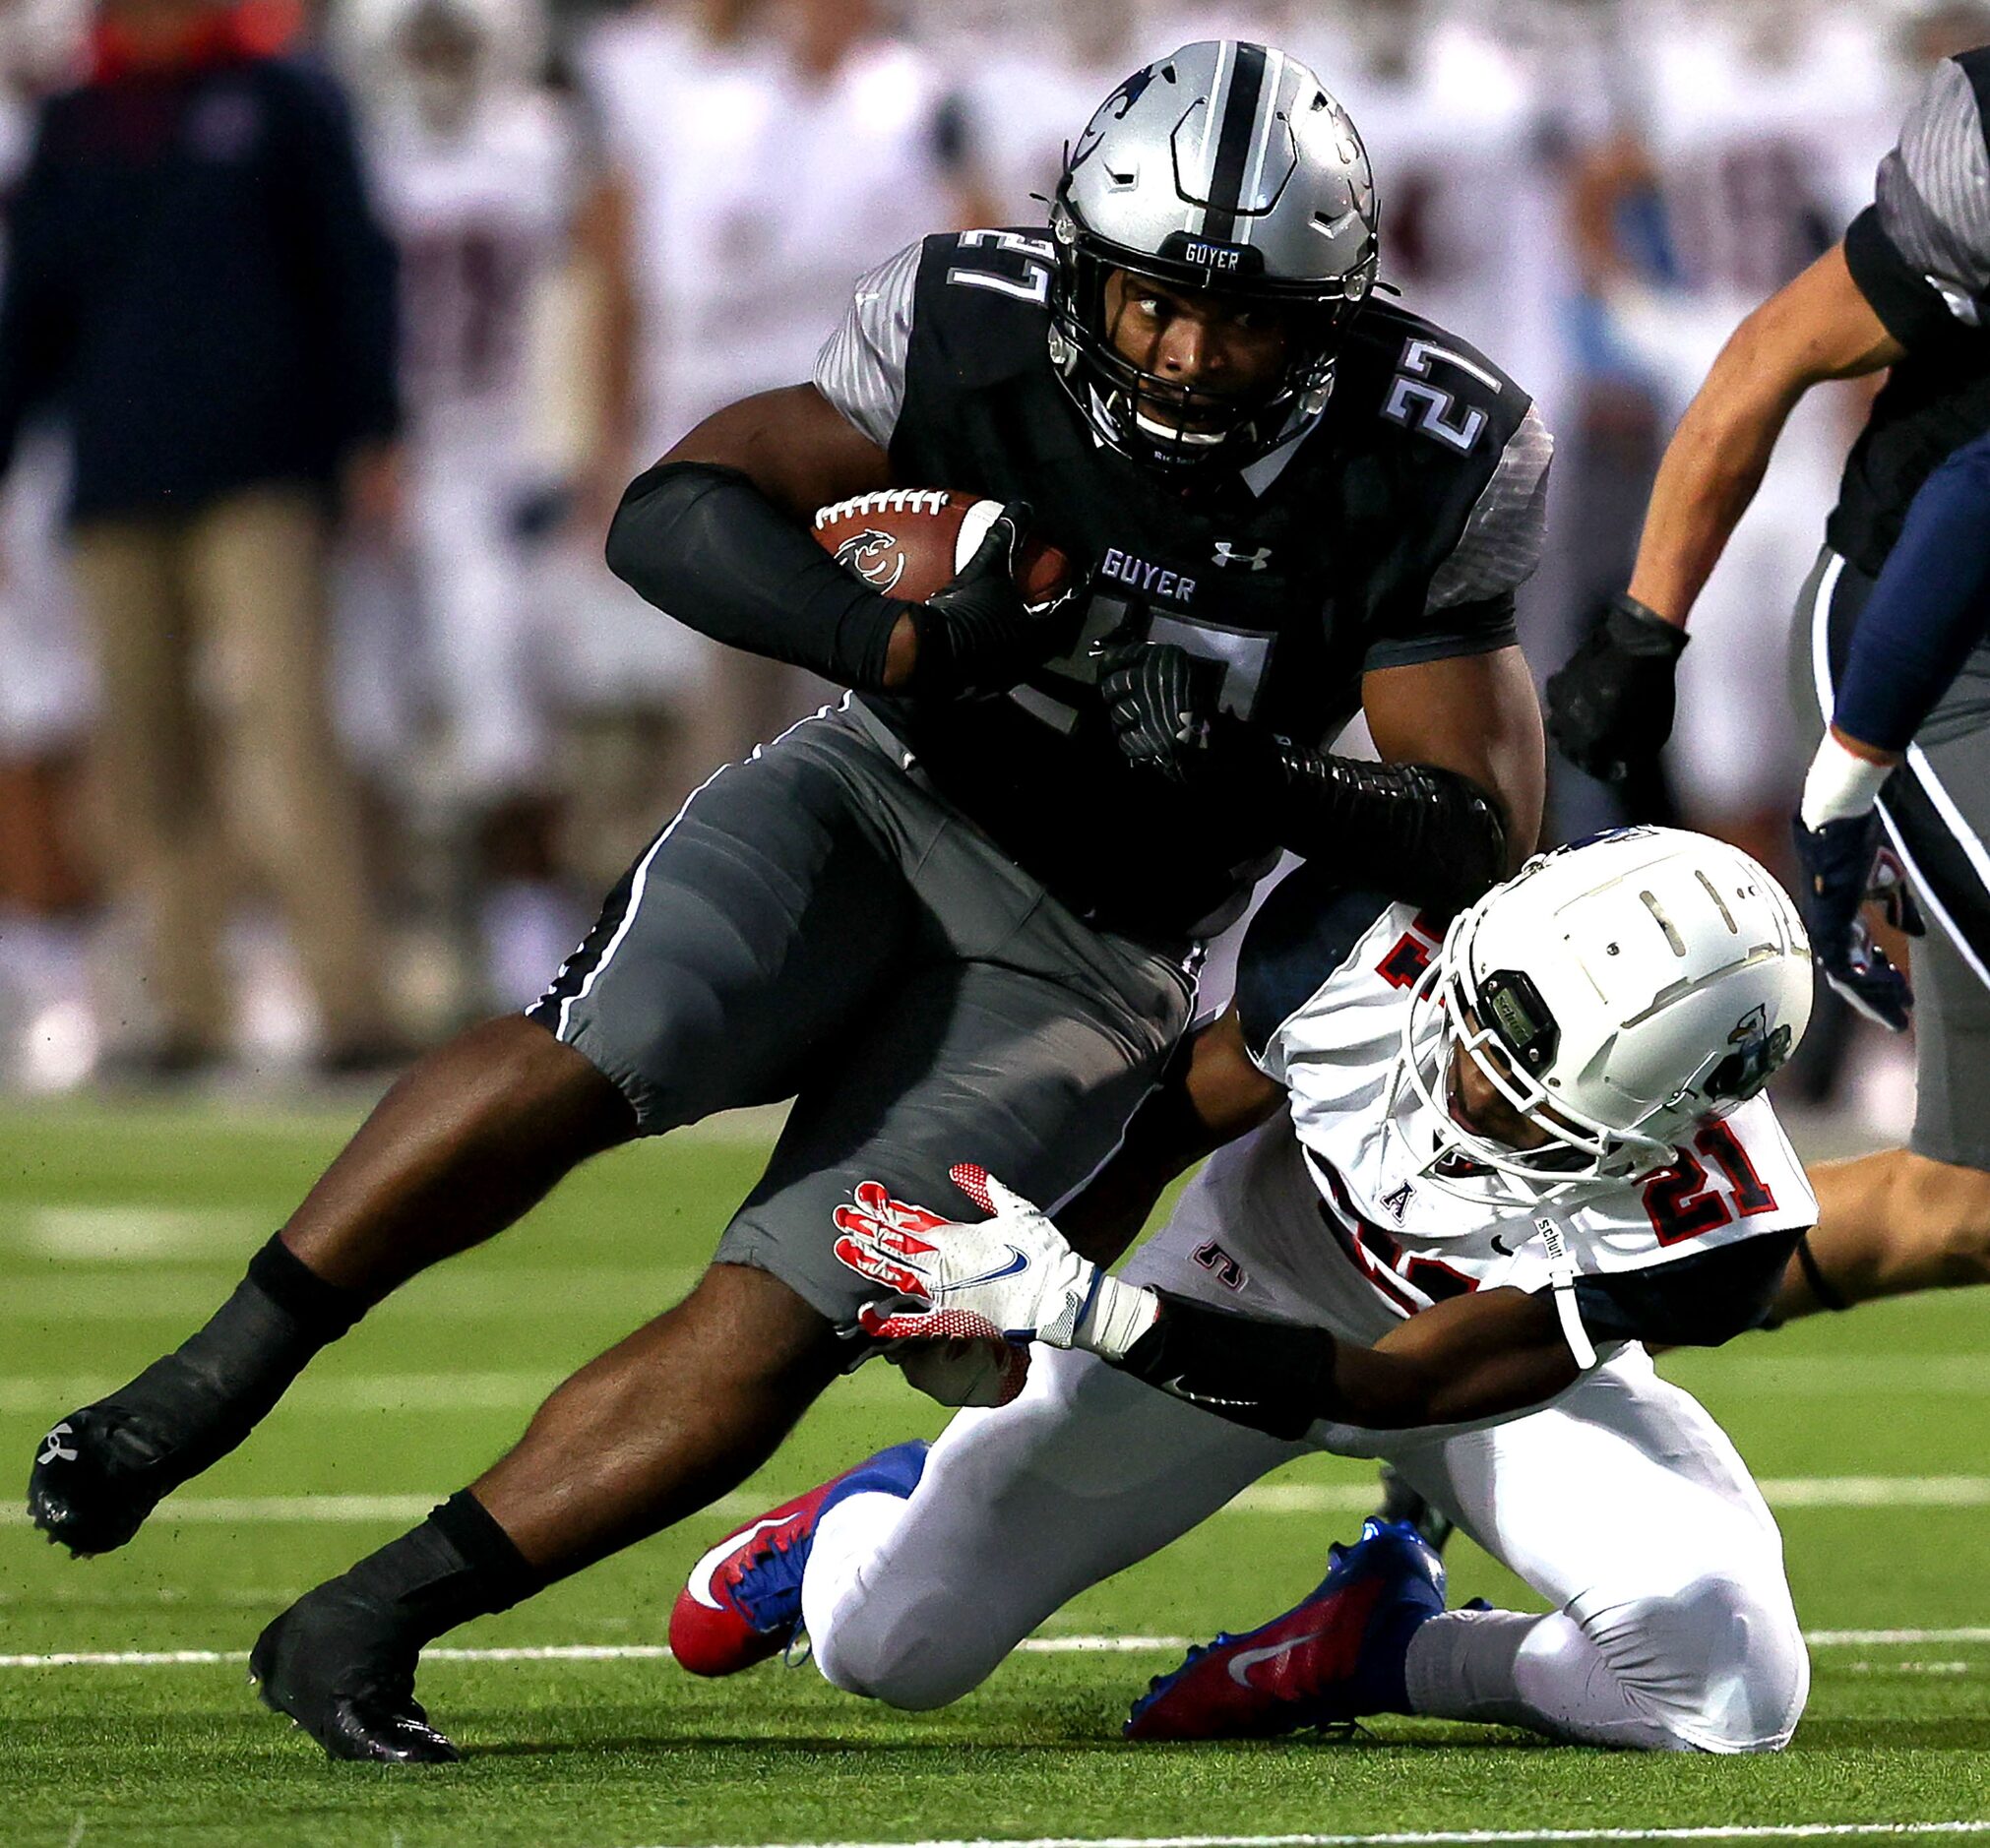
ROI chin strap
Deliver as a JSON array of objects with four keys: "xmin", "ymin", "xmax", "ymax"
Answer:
[{"xmin": 1532, "ymin": 1213, "xmax": 1597, "ymax": 1371}]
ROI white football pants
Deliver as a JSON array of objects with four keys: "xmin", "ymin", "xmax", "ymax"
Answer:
[{"xmin": 802, "ymin": 1342, "xmax": 1807, "ymax": 1754}]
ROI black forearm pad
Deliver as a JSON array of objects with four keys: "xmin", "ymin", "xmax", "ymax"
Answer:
[
  {"xmin": 604, "ymin": 461, "xmax": 908, "ymax": 689},
  {"xmin": 1258, "ymin": 746, "xmax": 1508, "ymax": 917},
  {"xmin": 1111, "ymin": 1294, "xmax": 1338, "ymax": 1441}
]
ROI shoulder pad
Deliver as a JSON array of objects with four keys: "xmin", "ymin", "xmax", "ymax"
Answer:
[
  {"xmin": 1337, "ymin": 301, "xmax": 1528, "ymax": 430},
  {"xmin": 909, "ymin": 227, "xmax": 1061, "ymax": 390}
]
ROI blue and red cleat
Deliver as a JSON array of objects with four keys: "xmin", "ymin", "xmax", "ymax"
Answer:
[
  {"xmin": 1125, "ymin": 1517, "xmax": 1446, "ymax": 1741},
  {"xmin": 669, "ymin": 1440, "xmax": 928, "ymax": 1677}
]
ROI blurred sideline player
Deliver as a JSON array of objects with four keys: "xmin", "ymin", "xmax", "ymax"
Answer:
[
  {"xmin": 565, "ymin": 0, "xmax": 982, "ymax": 832},
  {"xmin": 1548, "ymin": 45, "xmax": 1990, "ymax": 1326},
  {"xmin": 30, "ymin": 41, "xmax": 1549, "ymax": 1759},
  {"xmin": 0, "ymin": 0, "xmax": 93, "ymax": 1085},
  {"xmin": 684, "ymin": 829, "xmax": 1816, "ymax": 1755},
  {"xmin": 1569, "ymin": 0, "xmax": 1896, "ymax": 874},
  {"xmin": 337, "ymin": 0, "xmax": 582, "ymax": 1011}
]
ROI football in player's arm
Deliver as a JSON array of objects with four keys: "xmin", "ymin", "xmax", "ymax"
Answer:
[
  {"xmin": 27, "ymin": 41, "xmax": 1549, "ymax": 1764},
  {"xmin": 1543, "ymin": 44, "xmax": 1990, "ymax": 1327}
]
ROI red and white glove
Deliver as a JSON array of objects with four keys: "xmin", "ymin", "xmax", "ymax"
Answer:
[{"xmin": 834, "ymin": 1165, "xmax": 1159, "ymax": 1359}]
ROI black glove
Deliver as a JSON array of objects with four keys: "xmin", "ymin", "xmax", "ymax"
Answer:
[
  {"xmin": 907, "ymin": 502, "xmax": 1064, "ymax": 701},
  {"xmin": 1791, "ymin": 808, "xmax": 1926, "ymax": 1033},
  {"xmin": 1546, "ymin": 593, "xmax": 1690, "ymax": 782},
  {"xmin": 1097, "ymin": 641, "xmax": 1230, "ymax": 784}
]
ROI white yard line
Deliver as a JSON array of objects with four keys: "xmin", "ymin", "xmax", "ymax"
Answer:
[
  {"xmin": 4, "ymin": 1630, "xmax": 1988, "ymax": 1671},
  {"xmin": 672, "ymin": 1825, "xmax": 1990, "ymax": 1848},
  {"xmin": 6, "ymin": 1478, "xmax": 1990, "ymax": 1528}
]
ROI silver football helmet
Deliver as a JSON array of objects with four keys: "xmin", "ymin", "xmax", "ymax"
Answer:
[
  {"xmin": 1390, "ymin": 828, "xmax": 1815, "ymax": 1208},
  {"xmin": 1048, "ymin": 40, "xmax": 1380, "ymax": 474}
]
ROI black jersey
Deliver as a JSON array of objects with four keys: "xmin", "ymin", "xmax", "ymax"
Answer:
[
  {"xmin": 814, "ymin": 229, "xmax": 1550, "ymax": 946},
  {"xmin": 1831, "ymin": 49, "xmax": 1990, "ymax": 576}
]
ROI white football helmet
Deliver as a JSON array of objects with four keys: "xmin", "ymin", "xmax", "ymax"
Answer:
[{"xmin": 1392, "ymin": 827, "xmax": 1814, "ymax": 1205}]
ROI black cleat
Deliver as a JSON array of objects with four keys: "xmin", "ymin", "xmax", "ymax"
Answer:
[
  {"xmin": 251, "ymin": 1583, "xmax": 461, "ymax": 1763},
  {"xmin": 1375, "ymin": 1463, "xmax": 1455, "ymax": 1557},
  {"xmin": 30, "ymin": 1398, "xmax": 210, "ymax": 1557}
]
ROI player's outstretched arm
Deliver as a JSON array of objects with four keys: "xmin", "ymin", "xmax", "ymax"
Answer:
[
  {"xmin": 1101, "ymin": 1286, "xmax": 1580, "ymax": 1440},
  {"xmin": 1627, "ymin": 246, "xmax": 1900, "ymax": 631},
  {"xmin": 1549, "ymin": 248, "xmax": 1900, "ymax": 781},
  {"xmin": 1097, "ymin": 640, "xmax": 1536, "ymax": 916}
]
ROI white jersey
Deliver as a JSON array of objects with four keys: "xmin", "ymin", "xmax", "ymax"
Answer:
[
  {"xmin": 1129, "ymin": 881, "xmax": 1816, "ymax": 1368},
  {"xmin": 367, "ymin": 88, "xmax": 579, "ymax": 459},
  {"xmin": 582, "ymin": 20, "xmax": 964, "ymax": 455}
]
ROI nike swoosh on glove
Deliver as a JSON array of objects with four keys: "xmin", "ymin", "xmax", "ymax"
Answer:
[
  {"xmin": 1791, "ymin": 808, "xmax": 1926, "ymax": 1032},
  {"xmin": 835, "ymin": 1165, "xmax": 1100, "ymax": 1347}
]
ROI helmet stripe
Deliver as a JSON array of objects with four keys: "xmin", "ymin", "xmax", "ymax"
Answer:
[
  {"xmin": 1201, "ymin": 39, "xmax": 1269, "ymax": 244},
  {"xmin": 1235, "ymin": 46, "xmax": 1286, "ymax": 244}
]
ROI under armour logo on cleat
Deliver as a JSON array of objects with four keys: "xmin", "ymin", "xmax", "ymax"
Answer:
[{"xmin": 37, "ymin": 1421, "xmax": 78, "ymax": 1466}]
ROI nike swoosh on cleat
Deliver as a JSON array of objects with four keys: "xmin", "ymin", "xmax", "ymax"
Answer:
[
  {"xmin": 1225, "ymin": 1630, "xmax": 1326, "ymax": 1688},
  {"xmin": 685, "ymin": 1516, "xmax": 788, "ymax": 1612},
  {"xmin": 952, "ymin": 1246, "xmax": 1031, "ymax": 1290}
]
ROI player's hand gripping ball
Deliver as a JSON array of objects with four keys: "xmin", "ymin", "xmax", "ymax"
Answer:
[{"xmin": 813, "ymin": 489, "xmax": 1075, "ymax": 701}]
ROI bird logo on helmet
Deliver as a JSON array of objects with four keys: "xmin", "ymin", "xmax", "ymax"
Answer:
[
  {"xmin": 1388, "ymin": 827, "xmax": 1815, "ymax": 1210},
  {"xmin": 1046, "ymin": 40, "xmax": 1380, "ymax": 476}
]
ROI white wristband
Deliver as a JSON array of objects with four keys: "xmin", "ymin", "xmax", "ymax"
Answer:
[
  {"xmin": 1800, "ymin": 730, "xmax": 1894, "ymax": 831},
  {"xmin": 1075, "ymin": 1274, "xmax": 1162, "ymax": 1361}
]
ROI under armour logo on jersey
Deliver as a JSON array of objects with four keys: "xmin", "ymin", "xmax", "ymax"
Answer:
[
  {"xmin": 1213, "ymin": 542, "xmax": 1272, "ymax": 571},
  {"xmin": 37, "ymin": 1422, "xmax": 77, "ymax": 1466},
  {"xmin": 1379, "ymin": 1183, "xmax": 1413, "ymax": 1221}
]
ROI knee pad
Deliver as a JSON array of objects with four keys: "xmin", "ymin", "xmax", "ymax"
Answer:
[
  {"xmin": 812, "ymin": 1586, "xmax": 999, "ymax": 1711},
  {"xmin": 1582, "ymin": 1573, "xmax": 1808, "ymax": 1754}
]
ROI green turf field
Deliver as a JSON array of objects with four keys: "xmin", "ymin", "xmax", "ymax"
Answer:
[{"xmin": 2, "ymin": 1098, "xmax": 1988, "ymax": 1848}]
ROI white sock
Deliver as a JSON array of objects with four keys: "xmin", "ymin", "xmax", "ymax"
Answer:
[
  {"xmin": 1403, "ymin": 1607, "xmax": 1682, "ymax": 1751},
  {"xmin": 801, "ymin": 1491, "xmax": 914, "ymax": 1692}
]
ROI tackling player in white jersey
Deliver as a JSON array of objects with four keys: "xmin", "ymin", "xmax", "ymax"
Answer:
[{"xmin": 677, "ymin": 828, "xmax": 1818, "ymax": 1754}]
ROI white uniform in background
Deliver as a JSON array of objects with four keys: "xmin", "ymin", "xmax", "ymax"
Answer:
[
  {"xmin": 582, "ymin": 19, "xmax": 964, "ymax": 459},
  {"xmin": 365, "ymin": 86, "xmax": 579, "ymax": 804},
  {"xmin": 571, "ymin": 13, "xmax": 966, "ymax": 734},
  {"xmin": 0, "ymin": 83, "xmax": 88, "ymax": 767},
  {"xmin": 1607, "ymin": 2, "xmax": 1898, "ymax": 820},
  {"xmin": 802, "ymin": 892, "xmax": 1815, "ymax": 1754}
]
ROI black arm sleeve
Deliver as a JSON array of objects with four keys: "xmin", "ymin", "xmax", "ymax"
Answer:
[
  {"xmin": 1111, "ymin": 1294, "xmax": 1339, "ymax": 1441},
  {"xmin": 1250, "ymin": 742, "xmax": 1509, "ymax": 919},
  {"xmin": 1570, "ymin": 1229, "xmax": 1802, "ymax": 1348},
  {"xmin": 604, "ymin": 461, "xmax": 910, "ymax": 689}
]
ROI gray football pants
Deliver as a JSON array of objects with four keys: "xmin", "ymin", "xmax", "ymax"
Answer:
[
  {"xmin": 527, "ymin": 703, "xmax": 1195, "ymax": 1328},
  {"xmin": 1795, "ymin": 546, "xmax": 1990, "ymax": 1171}
]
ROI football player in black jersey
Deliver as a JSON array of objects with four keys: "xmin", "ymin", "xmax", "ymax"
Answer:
[
  {"xmin": 1547, "ymin": 46, "xmax": 1990, "ymax": 1332},
  {"xmin": 27, "ymin": 40, "xmax": 1547, "ymax": 1761}
]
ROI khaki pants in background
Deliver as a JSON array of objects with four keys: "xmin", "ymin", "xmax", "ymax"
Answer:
[{"xmin": 70, "ymin": 486, "xmax": 389, "ymax": 1057}]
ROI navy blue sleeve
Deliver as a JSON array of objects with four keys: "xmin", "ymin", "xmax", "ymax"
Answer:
[
  {"xmin": 1234, "ymin": 867, "xmax": 1396, "ymax": 1061},
  {"xmin": 0, "ymin": 100, "xmax": 75, "ymax": 480},
  {"xmin": 1833, "ymin": 425, "xmax": 1990, "ymax": 753},
  {"xmin": 273, "ymin": 61, "xmax": 401, "ymax": 453},
  {"xmin": 1569, "ymin": 1229, "xmax": 1801, "ymax": 1348}
]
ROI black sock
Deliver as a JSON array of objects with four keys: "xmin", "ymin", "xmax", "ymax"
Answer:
[
  {"xmin": 337, "ymin": 1492, "xmax": 545, "ymax": 1647},
  {"xmin": 107, "ymin": 1234, "xmax": 366, "ymax": 1461}
]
